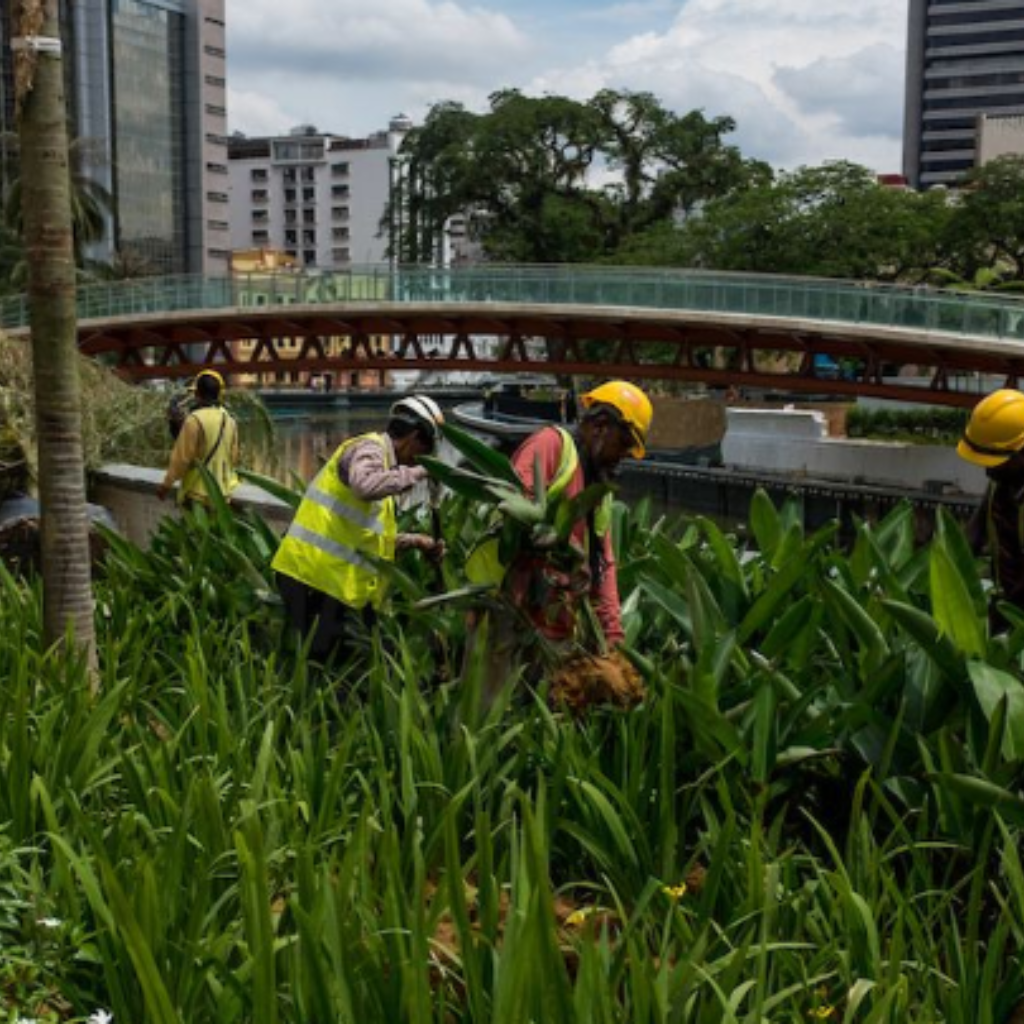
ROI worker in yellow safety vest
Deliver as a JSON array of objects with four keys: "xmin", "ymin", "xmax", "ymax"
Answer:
[
  {"xmin": 272, "ymin": 394, "xmax": 446, "ymax": 662},
  {"xmin": 157, "ymin": 369, "xmax": 240, "ymax": 506}
]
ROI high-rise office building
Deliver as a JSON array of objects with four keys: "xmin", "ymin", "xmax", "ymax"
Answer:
[
  {"xmin": 227, "ymin": 118, "xmax": 411, "ymax": 270},
  {"xmin": 0, "ymin": 0, "xmax": 229, "ymax": 274},
  {"xmin": 904, "ymin": 0, "xmax": 1024, "ymax": 188}
]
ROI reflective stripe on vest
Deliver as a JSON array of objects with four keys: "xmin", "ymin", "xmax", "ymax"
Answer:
[
  {"xmin": 271, "ymin": 433, "xmax": 397, "ymax": 609},
  {"xmin": 180, "ymin": 406, "xmax": 238, "ymax": 504}
]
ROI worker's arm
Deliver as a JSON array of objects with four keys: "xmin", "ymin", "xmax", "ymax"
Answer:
[
  {"xmin": 341, "ymin": 437, "xmax": 426, "ymax": 501},
  {"xmin": 592, "ymin": 530, "xmax": 625, "ymax": 647},
  {"xmin": 157, "ymin": 415, "xmax": 203, "ymax": 500}
]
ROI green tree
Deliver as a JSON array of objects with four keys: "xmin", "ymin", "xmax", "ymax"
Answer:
[
  {"xmin": 666, "ymin": 161, "xmax": 952, "ymax": 281},
  {"xmin": 13, "ymin": 0, "xmax": 96, "ymax": 662},
  {"xmin": 387, "ymin": 88, "xmax": 753, "ymax": 264},
  {"xmin": 945, "ymin": 155, "xmax": 1024, "ymax": 282}
]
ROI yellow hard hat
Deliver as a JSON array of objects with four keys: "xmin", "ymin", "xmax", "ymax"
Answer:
[
  {"xmin": 957, "ymin": 389, "xmax": 1024, "ymax": 467},
  {"xmin": 195, "ymin": 368, "xmax": 226, "ymax": 398},
  {"xmin": 580, "ymin": 380, "xmax": 653, "ymax": 458}
]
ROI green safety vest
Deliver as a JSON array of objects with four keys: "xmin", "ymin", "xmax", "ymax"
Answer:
[
  {"xmin": 271, "ymin": 433, "xmax": 398, "ymax": 609},
  {"xmin": 180, "ymin": 406, "xmax": 239, "ymax": 505},
  {"xmin": 466, "ymin": 427, "xmax": 613, "ymax": 586}
]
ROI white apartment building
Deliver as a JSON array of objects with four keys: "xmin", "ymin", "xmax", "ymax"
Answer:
[{"xmin": 227, "ymin": 116, "xmax": 411, "ymax": 270}]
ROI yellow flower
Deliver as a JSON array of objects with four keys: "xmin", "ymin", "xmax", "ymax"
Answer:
[
  {"xmin": 662, "ymin": 883, "xmax": 688, "ymax": 901},
  {"xmin": 566, "ymin": 906, "xmax": 596, "ymax": 927},
  {"xmin": 809, "ymin": 1006, "xmax": 835, "ymax": 1019}
]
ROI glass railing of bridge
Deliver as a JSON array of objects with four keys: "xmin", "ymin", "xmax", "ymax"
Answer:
[{"xmin": 2, "ymin": 265, "xmax": 1024, "ymax": 342}]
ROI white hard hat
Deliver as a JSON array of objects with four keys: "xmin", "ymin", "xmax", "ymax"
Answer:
[{"xmin": 390, "ymin": 394, "xmax": 445, "ymax": 443}]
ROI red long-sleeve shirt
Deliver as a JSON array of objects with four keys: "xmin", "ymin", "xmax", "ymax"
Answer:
[{"xmin": 511, "ymin": 427, "xmax": 624, "ymax": 647}]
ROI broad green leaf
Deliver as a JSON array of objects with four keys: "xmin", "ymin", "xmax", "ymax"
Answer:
[
  {"xmin": 748, "ymin": 489, "xmax": 782, "ymax": 560},
  {"xmin": 881, "ymin": 599, "xmax": 967, "ymax": 684},
  {"xmin": 695, "ymin": 515, "xmax": 749, "ymax": 601},
  {"xmin": 928, "ymin": 772, "xmax": 1024, "ymax": 826},
  {"xmin": 238, "ymin": 467, "xmax": 303, "ymax": 510},
  {"xmin": 822, "ymin": 578, "xmax": 890, "ymax": 675},
  {"xmin": 439, "ymin": 420, "xmax": 521, "ymax": 484},
  {"xmin": 968, "ymin": 661, "xmax": 1024, "ymax": 761},
  {"xmin": 930, "ymin": 540, "xmax": 986, "ymax": 658}
]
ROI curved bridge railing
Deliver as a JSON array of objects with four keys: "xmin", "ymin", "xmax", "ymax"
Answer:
[{"xmin": 2, "ymin": 264, "xmax": 1024, "ymax": 343}]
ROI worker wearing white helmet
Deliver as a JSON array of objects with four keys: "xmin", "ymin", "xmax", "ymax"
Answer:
[{"xmin": 272, "ymin": 393, "xmax": 446, "ymax": 661}]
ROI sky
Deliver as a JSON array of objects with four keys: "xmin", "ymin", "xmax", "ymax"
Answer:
[{"xmin": 226, "ymin": 0, "xmax": 909, "ymax": 174}]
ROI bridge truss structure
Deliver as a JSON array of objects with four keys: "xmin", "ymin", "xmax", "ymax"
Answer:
[{"xmin": 4, "ymin": 266, "xmax": 1024, "ymax": 407}]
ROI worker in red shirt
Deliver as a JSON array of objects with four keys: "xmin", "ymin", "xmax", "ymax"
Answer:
[
  {"xmin": 465, "ymin": 380, "xmax": 653, "ymax": 702},
  {"xmin": 957, "ymin": 388, "xmax": 1024, "ymax": 632}
]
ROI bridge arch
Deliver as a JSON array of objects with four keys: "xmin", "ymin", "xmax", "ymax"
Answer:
[{"xmin": 3, "ymin": 265, "xmax": 1022, "ymax": 406}]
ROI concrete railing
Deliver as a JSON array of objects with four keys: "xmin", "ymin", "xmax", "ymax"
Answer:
[{"xmin": 90, "ymin": 464, "xmax": 293, "ymax": 548}]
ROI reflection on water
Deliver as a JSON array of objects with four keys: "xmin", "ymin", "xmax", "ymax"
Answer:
[{"xmin": 257, "ymin": 412, "xmax": 386, "ymax": 482}]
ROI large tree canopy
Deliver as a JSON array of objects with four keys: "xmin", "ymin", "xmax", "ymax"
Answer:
[
  {"xmin": 626, "ymin": 161, "xmax": 956, "ymax": 283},
  {"xmin": 388, "ymin": 88, "xmax": 757, "ymax": 264}
]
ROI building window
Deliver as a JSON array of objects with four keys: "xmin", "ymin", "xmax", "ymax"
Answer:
[
  {"xmin": 285, "ymin": 230, "xmax": 298, "ymax": 245},
  {"xmin": 332, "ymin": 227, "xmax": 350, "ymax": 240},
  {"xmin": 204, "ymin": 75, "xmax": 226, "ymax": 88},
  {"xmin": 252, "ymin": 229, "xmax": 269, "ymax": 243},
  {"xmin": 284, "ymin": 210, "xmax": 297, "ymax": 224},
  {"xmin": 204, "ymin": 45, "xmax": 226, "ymax": 58},
  {"xmin": 251, "ymin": 168, "xmax": 269, "ymax": 182},
  {"xmin": 302, "ymin": 187, "xmax": 315, "ymax": 202},
  {"xmin": 206, "ymin": 103, "xmax": 227, "ymax": 117},
  {"xmin": 332, "ymin": 206, "xmax": 350, "ymax": 220},
  {"xmin": 208, "ymin": 219, "xmax": 230, "ymax": 231},
  {"xmin": 333, "ymin": 247, "xmax": 352, "ymax": 262},
  {"xmin": 284, "ymin": 188, "xmax": 297, "ymax": 203},
  {"xmin": 207, "ymin": 191, "xmax": 229, "ymax": 203},
  {"xmin": 252, "ymin": 210, "xmax": 269, "ymax": 223},
  {"xmin": 206, "ymin": 161, "xmax": 229, "ymax": 175},
  {"xmin": 302, "ymin": 230, "xmax": 317, "ymax": 245},
  {"xmin": 303, "ymin": 208, "xmax": 316, "ymax": 224},
  {"xmin": 251, "ymin": 189, "xmax": 268, "ymax": 203},
  {"xmin": 332, "ymin": 184, "xmax": 350, "ymax": 198},
  {"xmin": 331, "ymin": 162, "xmax": 350, "ymax": 176}
]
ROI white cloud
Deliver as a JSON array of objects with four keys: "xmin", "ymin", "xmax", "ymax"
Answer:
[{"xmin": 225, "ymin": 0, "xmax": 908, "ymax": 171}]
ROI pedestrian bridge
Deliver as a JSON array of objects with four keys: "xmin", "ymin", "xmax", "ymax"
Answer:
[{"xmin": 3, "ymin": 264, "xmax": 1024, "ymax": 407}]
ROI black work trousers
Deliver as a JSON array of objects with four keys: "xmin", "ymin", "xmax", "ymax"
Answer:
[{"xmin": 275, "ymin": 572, "xmax": 376, "ymax": 664}]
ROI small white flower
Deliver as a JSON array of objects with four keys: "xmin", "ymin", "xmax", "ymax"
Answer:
[
  {"xmin": 86, "ymin": 1011, "xmax": 114, "ymax": 1024},
  {"xmin": 16, "ymin": 1017, "xmax": 39, "ymax": 1024},
  {"xmin": 38, "ymin": 917, "xmax": 63, "ymax": 928}
]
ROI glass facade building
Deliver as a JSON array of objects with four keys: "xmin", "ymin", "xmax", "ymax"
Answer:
[
  {"xmin": 0, "ymin": 0, "xmax": 228, "ymax": 274},
  {"xmin": 904, "ymin": 0, "xmax": 1024, "ymax": 187}
]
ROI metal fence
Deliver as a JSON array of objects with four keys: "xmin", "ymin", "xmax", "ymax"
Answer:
[{"xmin": 3, "ymin": 264, "xmax": 1024, "ymax": 342}]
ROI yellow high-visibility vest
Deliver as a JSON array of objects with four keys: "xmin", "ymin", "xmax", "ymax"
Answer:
[
  {"xmin": 271, "ymin": 433, "xmax": 398, "ymax": 609},
  {"xmin": 180, "ymin": 406, "xmax": 239, "ymax": 505}
]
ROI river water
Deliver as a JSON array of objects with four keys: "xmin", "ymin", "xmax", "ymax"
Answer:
[{"xmin": 260, "ymin": 407, "xmax": 704, "ymax": 525}]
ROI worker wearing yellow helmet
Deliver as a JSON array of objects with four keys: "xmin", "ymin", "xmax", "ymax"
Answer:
[
  {"xmin": 466, "ymin": 379, "xmax": 653, "ymax": 701},
  {"xmin": 158, "ymin": 368, "xmax": 240, "ymax": 507},
  {"xmin": 957, "ymin": 388, "xmax": 1024, "ymax": 630}
]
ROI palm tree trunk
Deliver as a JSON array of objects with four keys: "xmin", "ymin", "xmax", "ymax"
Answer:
[{"xmin": 13, "ymin": 0, "xmax": 96, "ymax": 663}]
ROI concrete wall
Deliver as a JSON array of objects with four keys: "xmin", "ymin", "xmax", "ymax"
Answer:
[
  {"xmin": 722, "ymin": 407, "xmax": 987, "ymax": 496},
  {"xmin": 91, "ymin": 464, "xmax": 293, "ymax": 547}
]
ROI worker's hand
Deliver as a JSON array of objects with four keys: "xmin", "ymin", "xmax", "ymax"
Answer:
[
  {"xmin": 410, "ymin": 534, "xmax": 445, "ymax": 563},
  {"xmin": 156, "ymin": 483, "xmax": 170, "ymax": 502}
]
